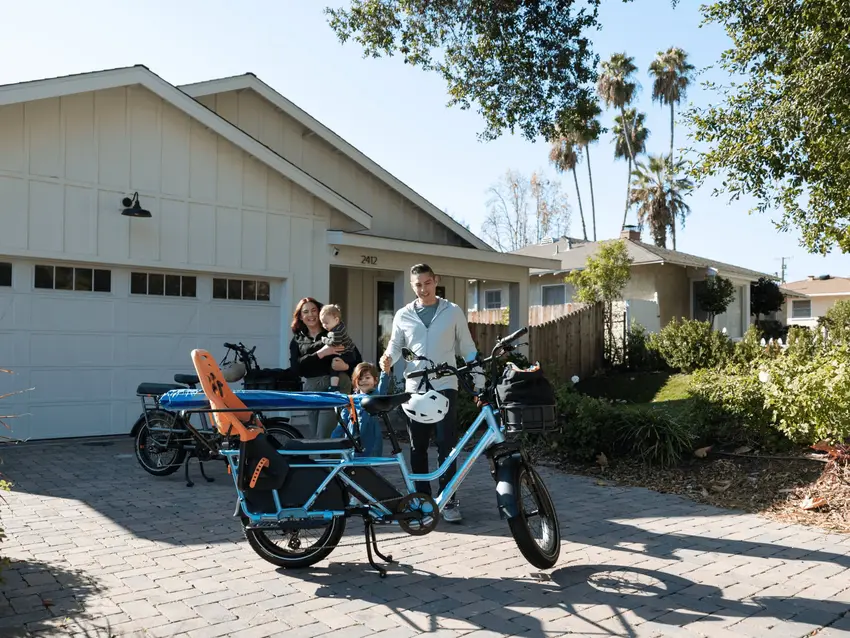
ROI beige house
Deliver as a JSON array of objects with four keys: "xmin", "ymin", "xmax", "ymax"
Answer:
[
  {"xmin": 0, "ymin": 66, "xmax": 557, "ymax": 440},
  {"xmin": 469, "ymin": 228, "xmax": 775, "ymax": 339},
  {"xmin": 783, "ymin": 275, "xmax": 850, "ymax": 327}
]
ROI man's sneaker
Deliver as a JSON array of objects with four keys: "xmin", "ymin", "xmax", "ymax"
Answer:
[{"xmin": 442, "ymin": 499, "xmax": 462, "ymax": 523}]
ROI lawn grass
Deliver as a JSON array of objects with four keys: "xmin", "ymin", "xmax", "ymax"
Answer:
[{"xmin": 576, "ymin": 370, "xmax": 694, "ymax": 419}]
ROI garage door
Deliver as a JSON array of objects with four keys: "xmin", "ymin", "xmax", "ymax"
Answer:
[{"xmin": 0, "ymin": 258, "xmax": 282, "ymax": 440}]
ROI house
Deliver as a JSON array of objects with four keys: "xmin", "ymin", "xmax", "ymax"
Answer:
[
  {"xmin": 0, "ymin": 66, "xmax": 558, "ymax": 441},
  {"xmin": 783, "ymin": 275, "xmax": 850, "ymax": 327},
  {"xmin": 469, "ymin": 227, "xmax": 775, "ymax": 339}
]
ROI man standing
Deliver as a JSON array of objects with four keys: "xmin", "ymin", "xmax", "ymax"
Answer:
[{"xmin": 380, "ymin": 263, "xmax": 480, "ymax": 523}]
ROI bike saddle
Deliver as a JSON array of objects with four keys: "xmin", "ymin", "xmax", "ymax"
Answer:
[
  {"xmin": 174, "ymin": 373, "xmax": 200, "ymax": 385},
  {"xmin": 360, "ymin": 392, "xmax": 412, "ymax": 416}
]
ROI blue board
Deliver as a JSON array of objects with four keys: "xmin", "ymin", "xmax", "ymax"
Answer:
[{"xmin": 159, "ymin": 388, "xmax": 355, "ymax": 411}]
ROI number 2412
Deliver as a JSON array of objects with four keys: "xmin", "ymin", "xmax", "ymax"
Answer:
[{"xmin": 361, "ymin": 255, "xmax": 377, "ymax": 265}]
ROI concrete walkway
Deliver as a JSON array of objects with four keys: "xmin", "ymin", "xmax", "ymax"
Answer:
[{"xmin": 1, "ymin": 436, "xmax": 849, "ymax": 637}]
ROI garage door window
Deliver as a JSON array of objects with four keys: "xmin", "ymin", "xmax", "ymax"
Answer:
[
  {"xmin": 213, "ymin": 278, "xmax": 270, "ymax": 301},
  {"xmin": 131, "ymin": 272, "xmax": 197, "ymax": 298},
  {"xmin": 34, "ymin": 264, "xmax": 111, "ymax": 292},
  {"xmin": 0, "ymin": 262, "xmax": 10, "ymax": 287}
]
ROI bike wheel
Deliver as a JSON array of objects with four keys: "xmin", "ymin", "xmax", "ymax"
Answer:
[
  {"xmin": 134, "ymin": 410, "xmax": 187, "ymax": 476},
  {"xmin": 507, "ymin": 464, "xmax": 561, "ymax": 569},
  {"xmin": 263, "ymin": 418, "xmax": 303, "ymax": 443},
  {"xmin": 242, "ymin": 516, "xmax": 346, "ymax": 569}
]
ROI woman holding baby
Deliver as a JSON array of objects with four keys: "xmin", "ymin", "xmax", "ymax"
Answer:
[{"xmin": 289, "ymin": 297, "xmax": 362, "ymax": 438}]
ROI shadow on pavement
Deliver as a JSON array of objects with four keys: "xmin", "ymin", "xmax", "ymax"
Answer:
[{"xmin": 0, "ymin": 558, "xmax": 107, "ymax": 637}]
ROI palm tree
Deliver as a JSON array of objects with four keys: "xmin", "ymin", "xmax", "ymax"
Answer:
[
  {"xmin": 597, "ymin": 52, "xmax": 639, "ymax": 203},
  {"xmin": 630, "ymin": 154, "xmax": 693, "ymax": 248},
  {"xmin": 573, "ymin": 104, "xmax": 603, "ymax": 241},
  {"xmin": 548, "ymin": 134, "xmax": 588, "ymax": 241},
  {"xmin": 613, "ymin": 108, "xmax": 650, "ymax": 229},
  {"xmin": 649, "ymin": 47, "xmax": 695, "ymax": 250}
]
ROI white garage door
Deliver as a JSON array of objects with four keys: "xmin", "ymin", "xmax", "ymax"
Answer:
[{"xmin": 0, "ymin": 258, "xmax": 282, "ymax": 440}]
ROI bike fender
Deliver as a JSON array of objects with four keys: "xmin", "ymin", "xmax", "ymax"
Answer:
[
  {"xmin": 492, "ymin": 452, "xmax": 523, "ymax": 520},
  {"xmin": 129, "ymin": 414, "xmax": 146, "ymax": 438}
]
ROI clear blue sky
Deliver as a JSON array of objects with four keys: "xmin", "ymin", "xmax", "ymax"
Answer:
[{"xmin": 3, "ymin": 0, "xmax": 848, "ymax": 283}]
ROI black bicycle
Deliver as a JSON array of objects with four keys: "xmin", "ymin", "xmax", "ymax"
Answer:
[{"xmin": 130, "ymin": 342, "xmax": 303, "ymax": 486}]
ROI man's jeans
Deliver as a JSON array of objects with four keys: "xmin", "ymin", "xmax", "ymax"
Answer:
[{"xmin": 406, "ymin": 389, "xmax": 458, "ymax": 497}]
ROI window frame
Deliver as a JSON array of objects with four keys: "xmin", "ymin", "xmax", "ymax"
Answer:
[
  {"xmin": 541, "ymin": 283, "xmax": 566, "ymax": 307},
  {"xmin": 33, "ymin": 264, "xmax": 112, "ymax": 293},
  {"xmin": 212, "ymin": 277, "xmax": 271, "ymax": 302},
  {"xmin": 791, "ymin": 299, "xmax": 812, "ymax": 319},
  {"xmin": 0, "ymin": 262, "xmax": 11, "ymax": 287},
  {"xmin": 484, "ymin": 289, "xmax": 503, "ymax": 310},
  {"xmin": 130, "ymin": 271, "xmax": 198, "ymax": 298}
]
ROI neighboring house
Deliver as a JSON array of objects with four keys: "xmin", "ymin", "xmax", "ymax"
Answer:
[
  {"xmin": 783, "ymin": 275, "xmax": 850, "ymax": 327},
  {"xmin": 0, "ymin": 66, "xmax": 557, "ymax": 441},
  {"xmin": 469, "ymin": 227, "xmax": 775, "ymax": 339}
]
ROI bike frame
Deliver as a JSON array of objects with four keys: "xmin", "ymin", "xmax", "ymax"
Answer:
[{"xmin": 184, "ymin": 399, "xmax": 506, "ymax": 526}]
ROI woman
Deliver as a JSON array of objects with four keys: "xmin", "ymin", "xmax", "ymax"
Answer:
[{"xmin": 289, "ymin": 297, "xmax": 362, "ymax": 438}]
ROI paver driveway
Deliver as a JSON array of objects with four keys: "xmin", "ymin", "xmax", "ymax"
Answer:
[{"xmin": 1, "ymin": 435, "xmax": 849, "ymax": 638}]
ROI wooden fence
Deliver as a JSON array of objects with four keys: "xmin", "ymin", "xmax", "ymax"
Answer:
[
  {"xmin": 468, "ymin": 303, "xmax": 583, "ymax": 326},
  {"xmin": 468, "ymin": 302, "xmax": 605, "ymax": 383}
]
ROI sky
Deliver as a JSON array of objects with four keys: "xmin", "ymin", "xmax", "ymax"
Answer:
[{"xmin": 2, "ymin": 0, "xmax": 848, "ymax": 284}]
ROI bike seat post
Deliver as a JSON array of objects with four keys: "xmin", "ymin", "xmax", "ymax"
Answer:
[{"xmin": 380, "ymin": 413, "xmax": 403, "ymax": 455}]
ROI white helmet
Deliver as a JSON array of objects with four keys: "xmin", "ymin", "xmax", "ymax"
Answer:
[
  {"xmin": 221, "ymin": 360, "xmax": 247, "ymax": 383},
  {"xmin": 402, "ymin": 390, "xmax": 450, "ymax": 424}
]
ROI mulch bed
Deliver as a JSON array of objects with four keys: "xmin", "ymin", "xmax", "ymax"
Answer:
[{"xmin": 533, "ymin": 444, "xmax": 850, "ymax": 535}]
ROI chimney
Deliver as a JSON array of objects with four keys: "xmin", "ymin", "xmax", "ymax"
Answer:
[{"xmin": 620, "ymin": 225, "xmax": 641, "ymax": 242}]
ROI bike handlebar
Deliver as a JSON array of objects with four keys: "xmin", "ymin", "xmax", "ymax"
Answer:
[{"xmin": 498, "ymin": 326, "xmax": 528, "ymax": 346}]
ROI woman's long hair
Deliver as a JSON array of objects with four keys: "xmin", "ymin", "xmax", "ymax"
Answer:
[{"xmin": 291, "ymin": 297, "xmax": 323, "ymax": 334}]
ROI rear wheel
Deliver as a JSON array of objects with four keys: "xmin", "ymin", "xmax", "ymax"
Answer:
[
  {"xmin": 263, "ymin": 418, "xmax": 303, "ymax": 444},
  {"xmin": 243, "ymin": 515, "xmax": 346, "ymax": 568},
  {"xmin": 134, "ymin": 410, "xmax": 187, "ymax": 476},
  {"xmin": 507, "ymin": 465, "xmax": 561, "ymax": 569}
]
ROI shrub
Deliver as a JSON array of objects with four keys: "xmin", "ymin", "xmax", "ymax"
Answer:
[
  {"xmin": 785, "ymin": 325, "xmax": 819, "ymax": 361},
  {"xmin": 625, "ymin": 321, "xmax": 664, "ymax": 371},
  {"xmin": 821, "ymin": 299, "xmax": 850, "ymax": 345},
  {"xmin": 648, "ymin": 318, "xmax": 733, "ymax": 372},
  {"xmin": 616, "ymin": 408, "xmax": 695, "ymax": 467}
]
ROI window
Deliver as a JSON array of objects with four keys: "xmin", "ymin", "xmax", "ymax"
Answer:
[
  {"xmin": 0, "ymin": 262, "xmax": 10, "ymax": 287},
  {"xmin": 484, "ymin": 289, "xmax": 502, "ymax": 310},
  {"xmin": 131, "ymin": 272, "xmax": 197, "ymax": 297},
  {"xmin": 213, "ymin": 278, "xmax": 270, "ymax": 301},
  {"xmin": 34, "ymin": 265, "xmax": 111, "ymax": 292},
  {"xmin": 436, "ymin": 285, "xmax": 446, "ymax": 298},
  {"xmin": 792, "ymin": 299, "xmax": 812, "ymax": 319},
  {"xmin": 541, "ymin": 284, "xmax": 566, "ymax": 307}
]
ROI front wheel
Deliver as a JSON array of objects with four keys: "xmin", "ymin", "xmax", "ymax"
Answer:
[{"xmin": 507, "ymin": 465, "xmax": 561, "ymax": 569}]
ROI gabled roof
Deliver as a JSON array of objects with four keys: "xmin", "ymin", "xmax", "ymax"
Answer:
[
  {"xmin": 784, "ymin": 275, "xmax": 850, "ymax": 296},
  {"xmin": 179, "ymin": 73, "xmax": 493, "ymax": 252},
  {"xmin": 514, "ymin": 237, "xmax": 773, "ymax": 281},
  {"xmin": 0, "ymin": 66, "xmax": 372, "ymax": 229}
]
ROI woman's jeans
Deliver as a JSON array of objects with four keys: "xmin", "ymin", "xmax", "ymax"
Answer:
[
  {"xmin": 406, "ymin": 389, "xmax": 458, "ymax": 496},
  {"xmin": 303, "ymin": 375, "xmax": 352, "ymax": 438}
]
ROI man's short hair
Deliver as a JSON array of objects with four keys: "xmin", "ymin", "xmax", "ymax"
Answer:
[
  {"xmin": 410, "ymin": 263, "xmax": 435, "ymax": 277},
  {"xmin": 319, "ymin": 303, "xmax": 342, "ymax": 318}
]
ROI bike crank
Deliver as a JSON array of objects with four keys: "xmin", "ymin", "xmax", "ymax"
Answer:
[{"xmin": 395, "ymin": 492, "xmax": 439, "ymax": 536}]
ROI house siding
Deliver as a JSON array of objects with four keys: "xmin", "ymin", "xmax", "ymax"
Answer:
[{"xmin": 197, "ymin": 89, "xmax": 474, "ymax": 248}]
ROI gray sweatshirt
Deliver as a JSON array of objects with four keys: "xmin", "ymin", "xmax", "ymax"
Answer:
[{"xmin": 384, "ymin": 298, "xmax": 480, "ymax": 392}]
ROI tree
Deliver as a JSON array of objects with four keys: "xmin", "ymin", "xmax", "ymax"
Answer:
[
  {"xmin": 630, "ymin": 154, "xmax": 693, "ymax": 248},
  {"xmin": 573, "ymin": 102, "xmax": 603, "ymax": 242},
  {"xmin": 566, "ymin": 239, "xmax": 633, "ymax": 357},
  {"xmin": 684, "ymin": 0, "xmax": 850, "ymax": 255},
  {"xmin": 696, "ymin": 275, "xmax": 735, "ymax": 327},
  {"xmin": 750, "ymin": 276, "xmax": 785, "ymax": 327},
  {"xmin": 597, "ymin": 53, "xmax": 639, "ymax": 175},
  {"xmin": 648, "ymin": 47, "xmax": 694, "ymax": 251},
  {"xmin": 612, "ymin": 108, "xmax": 650, "ymax": 229},
  {"xmin": 548, "ymin": 135, "xmax": 588, "ymax": 241},
  {"xmin": 482, "ymin": 170, "xmax": 570, "ymax": 251},
  {"xmin": 324, "ymin": 0, "xmax": 602, "ymax": 142}
]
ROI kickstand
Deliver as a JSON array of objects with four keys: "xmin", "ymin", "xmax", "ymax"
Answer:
[
  {"xmin": 198, "ymin": 460, "xmax": 215, "ymax": 484},
  {"xmin": 364, "ymin": 518, "xmax": 396, "ymax": 578},
  {"xmin": 184, "ymin": 454, "xmax": 194, "ymax": 487}
]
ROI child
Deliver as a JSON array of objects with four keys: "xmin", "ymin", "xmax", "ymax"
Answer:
[
  {"xmin": 331, "ymin": 362, "xmax": 390, "ymax": 458},
  {"xmin": 319, "ymin": 304, "xmax": 357, "ymax": 391}
]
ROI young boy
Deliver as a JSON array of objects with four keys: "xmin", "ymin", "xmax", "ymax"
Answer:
[
  {"xmin": 319, "ymin": 303, "xmax": 357, "ymax": 391},
  {"xmin": 331, "ymin": 362, "xmax": 390, "ymax": 458}
]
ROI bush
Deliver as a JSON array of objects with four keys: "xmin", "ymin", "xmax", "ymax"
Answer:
[
  {"xmin": 616, "ymin": 408, "xmax": 695, "ymax": 467},
  {"xmin": 820, "ymin": 299, "xmax": 850, "ymax": 345},
  {"xmin": 648, "ymin": 318, "xmax": 733, "ymax": 372},
  {"xmin": 625, "ymin": 321, "xmax": 664, "ymax": 371}
]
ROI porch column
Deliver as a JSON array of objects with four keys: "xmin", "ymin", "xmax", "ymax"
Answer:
[
  {"xmin": 279, "ymin": 277, "xmax": 293, "ymax": 368},
  {"xmin": 508, "ymin": 279, "xmax": 530, "ymax": 357}
]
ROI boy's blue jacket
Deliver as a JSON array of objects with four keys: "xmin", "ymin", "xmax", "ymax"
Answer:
[{"xmin": 331, "ymin": 371, "xmax": 391, "ymax": 457}]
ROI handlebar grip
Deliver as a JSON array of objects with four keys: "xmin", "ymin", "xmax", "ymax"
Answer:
[
  {"xmin": 223, "ymin": 342, "xmax": 237, "ymax": 349},
  {"xmin": 499, "ymin": 326, "xmax": 528, "ymax": 345},
  {"xmin": 406, "ymin": 369, "xmax": 428, "ymax": 379}
]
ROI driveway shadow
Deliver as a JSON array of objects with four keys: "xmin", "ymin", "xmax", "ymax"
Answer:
[
  {"xmin": 281, "ymin": 562, "xmax": 849, "ymax": 637},
  {"xmin": 0, "ymin": 558, "xmax": 106, "ymax": 637}
]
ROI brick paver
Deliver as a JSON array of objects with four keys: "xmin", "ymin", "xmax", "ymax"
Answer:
[{"xmin": 1, "ymin": 436, "xmax": 849, "ymax": 637}]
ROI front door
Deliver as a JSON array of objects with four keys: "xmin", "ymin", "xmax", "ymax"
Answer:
[{"xmin": 376, "ymin": 280, "xmax": 395, "ymax": 362}]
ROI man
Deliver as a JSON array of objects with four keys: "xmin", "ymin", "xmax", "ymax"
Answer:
[{"xmin": 380, "ymin": 264, "xmax": 481, "ymax": 523}]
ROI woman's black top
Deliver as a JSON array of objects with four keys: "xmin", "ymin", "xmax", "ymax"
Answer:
[{"xmin": 289, "ymin": 329, "xmax": 362, "ymax": 378}]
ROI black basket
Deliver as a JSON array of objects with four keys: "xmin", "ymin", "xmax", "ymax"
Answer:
[
  {"xmin": 500, "ymin": 404, "xmax": 557, "ymax": 434},
  {"xmin": 243, "ymin": 368, "xmax": 302, "ymax": 392}
]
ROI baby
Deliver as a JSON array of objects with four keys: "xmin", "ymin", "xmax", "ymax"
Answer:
[
  {"xmin": 319, "ymin": 303, "xmax": 357, "ymax": 391},
  {"xmin": 331, "ymin": 362, "xmax": 390, "ymax": 458}
]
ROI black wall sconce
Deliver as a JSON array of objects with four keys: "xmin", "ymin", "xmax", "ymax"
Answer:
[{"xmin": 121, "ymin": 192, "xmax": 152, "ymax": 218}]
